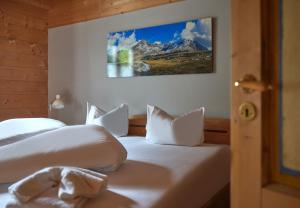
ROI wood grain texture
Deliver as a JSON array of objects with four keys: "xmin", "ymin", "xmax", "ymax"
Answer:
[
  {"xmin": 0, "ymin": 9, "xmax": 48, "ymax": 31},
  {"xmin": 0, "ymin": 67, "xmax": 47, "ymax": 82},
  {"xmin": 0, "ymin": 1, "xmax": 47, "ymax": 20},
  {"xmin": 128, "ymin": 115, "xmax": 147, "ymax": 136},
  {"xmin": 128, "ymin": 115, "xmax": 230, "ymax": 145},
  {"xmin": 262, "ymin": 184, "xmax": 300, "ymax": 208},
  {"xmin": 231, "ymin": 0, "xmax": 263, "ymax": 207},
  {"xmin": 0, "ymin": 94, "xmax": 48, "ymax": 108},
  {"xmin": 48, "ymin": 0, "xmax": 182, "ymax": 28},
  {"xmin": 0, "ymin": 52, "xmax": 47, "ymax": 68},
  {"xmin": 0, "ymin": 108, "xmax": 47, "ymax": 121},
  {"xmin": 261, "ymin": 0, "xmax": 274, "ymax": 187},
  {"xmin": 0, "ymin": 23, "xmax": 47, "ymax": 45},
  {"xmin": 16, "ymin": 0, "xmax": 51, "ymax": 9},
  {"xmin": 0, "ymin": 0, "xmax": 48, "ymax": 121},
  {"xmin": 0, "ymin": 37, "xmax": 47, "ymax": 57}
]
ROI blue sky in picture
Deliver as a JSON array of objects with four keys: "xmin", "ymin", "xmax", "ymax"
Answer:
[
  {"xmin": 107, "ymin": 18, "xmax": 212, "ymax": 51},
  {"xmin": 122, "ymin": 21, "xmax": 187, "ymax": 44}
]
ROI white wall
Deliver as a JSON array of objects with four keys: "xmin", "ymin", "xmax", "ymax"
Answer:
[{"xmin": 49, "ymin": 0, "xmax": 230, "ymax": 124}]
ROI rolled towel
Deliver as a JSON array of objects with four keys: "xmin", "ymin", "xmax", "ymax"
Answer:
[{"xmin": 6, "ymin": 166, "xmax": 107, "ymax": 208}]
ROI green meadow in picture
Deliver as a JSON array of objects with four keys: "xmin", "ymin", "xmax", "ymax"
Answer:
[{"xmin": 107, "ymin": 17, "xmax": 213, "ymax": 78}]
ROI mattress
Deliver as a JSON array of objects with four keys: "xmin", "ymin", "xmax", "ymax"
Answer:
[{"xmin": 0, "ymin": 136, "xmax": 230, "ymax": 208}]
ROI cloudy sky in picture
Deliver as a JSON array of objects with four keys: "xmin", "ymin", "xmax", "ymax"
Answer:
[{"xmin": 107, "ymin": 18, "xmax": 212, "ymax": 51}]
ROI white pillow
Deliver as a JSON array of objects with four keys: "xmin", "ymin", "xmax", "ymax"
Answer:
[
  {"xmin": 0, "ymin": 118, "xmax": 66, "ymax": 147},
  {"xmin": 86, "ymin": 103, "xmax": 129, "ymax": 137},
  {"xmin": 146, "ymin": 105, "xmax": 205, "ymax": 146}
]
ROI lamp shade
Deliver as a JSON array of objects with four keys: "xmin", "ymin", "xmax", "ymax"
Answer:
[{"xmin": 51, "ymin": 94, "xmax": 64, "ymax": 109}]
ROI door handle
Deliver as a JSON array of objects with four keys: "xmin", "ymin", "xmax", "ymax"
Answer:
[{"xmin": 234, "ymin": 74, "xmax": 272, "ymax": 93}]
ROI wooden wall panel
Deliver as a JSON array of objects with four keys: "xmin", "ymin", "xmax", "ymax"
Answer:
[
  {"xmin": 0, "ymin": 108, "xmax": 48, "ymax": 121},
  {"xmin": 0, "ymin": 38, "xmax": 47, "ymax": 57},
  {"xmin": 0, "ymin": 1, "xmax": 47, "ymax": 20},
  {"xmin": 0, "ymin": 94, "xmax": 48, "ymax": 108},
  {"xmin": 0, "ymin": 7, "xmax": 48, "ymax": 30},
  {"xmin": 48, "ymin": 0, "xmax": 182, "ymax": 28},
  {"xmin": 0, "ymin": 53, "xmax": 47, "ymax": 68},
  {"xmin": 0, "ymin": 67, "xmax": 47, "ymax": 82},
  {"xmin": 0, "ymin": 23, "xmax": 47, "ymax": 45},
  {"xmin": 0, "ymin": 0, "xmax": 48, "ymax": 120},
  {"xmin": 0, "ymin": 81, "xmax": 47, "ymax": 94},
  {"xmin": 16, "ymin": 0, "xmax": 50, "ymax": 9}
]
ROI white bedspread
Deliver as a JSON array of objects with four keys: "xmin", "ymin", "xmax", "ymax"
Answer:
[{"xmin": 0, "ymin": 137, "xmax": 230, "ymax": 208}]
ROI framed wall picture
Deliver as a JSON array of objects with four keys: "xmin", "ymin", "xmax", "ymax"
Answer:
[{"xmin": 107, "ymin": 17, "xmax": 213, "ymax": 78}]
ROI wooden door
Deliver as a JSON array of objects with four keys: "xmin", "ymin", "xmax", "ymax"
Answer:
[
  {"xmin": 231, "ymin": 0, "xmax": 263, "ymax": 207},
  {"xmin": 231, "ymin": 0, "xmax": 300, "ymax": 208}
]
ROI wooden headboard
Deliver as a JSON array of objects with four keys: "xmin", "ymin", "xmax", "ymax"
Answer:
[{"xmin": 128, "ymin": 115, "xmax": 230, "ymax": 145}]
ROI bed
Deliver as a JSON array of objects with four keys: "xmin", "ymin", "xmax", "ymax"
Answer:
[{"xmin": 0, "ymin": 116, "xmax": 230, "ymax": 208}]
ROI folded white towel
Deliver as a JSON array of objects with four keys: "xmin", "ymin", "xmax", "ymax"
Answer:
[{"xmin": 6, "ymin": 166, "xmax": 107, "ymax": 208}]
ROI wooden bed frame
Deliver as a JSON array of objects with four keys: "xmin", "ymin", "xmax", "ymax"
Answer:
[{"xmin": 128, "ymin": 115, "xmax": 230, "ymax": 145}]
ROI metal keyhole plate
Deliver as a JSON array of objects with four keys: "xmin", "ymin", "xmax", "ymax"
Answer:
[{"xmin": 238, "ymin": 102, "xmax": 256, "ymax": 121}]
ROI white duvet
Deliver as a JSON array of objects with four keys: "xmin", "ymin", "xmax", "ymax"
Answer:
[
  {"xmin": 0, "ymin": 137, "xmax": 230, "ymax": 208},
  {"xmin": 0, "ymin": 125, "xmax": 127, "ymax": 183},
  {"xmin": 0, "ymin": 118, "xmax": 66, "ymax": 146}
]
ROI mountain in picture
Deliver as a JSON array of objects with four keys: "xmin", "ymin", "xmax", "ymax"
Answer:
[{"xmin": 107, "ymin": 18, "xmax": 213, "ymax": 78}]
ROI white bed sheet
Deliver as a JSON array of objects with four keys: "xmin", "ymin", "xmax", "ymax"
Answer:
[{"xmin": 0, "ymin": 136, "xmax": 230, "ymax": 208}]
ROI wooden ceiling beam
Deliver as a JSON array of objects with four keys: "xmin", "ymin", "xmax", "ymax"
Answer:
[{"xmin": 48, "ymin": 0, "xmax": 183, "ymax": 28}]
